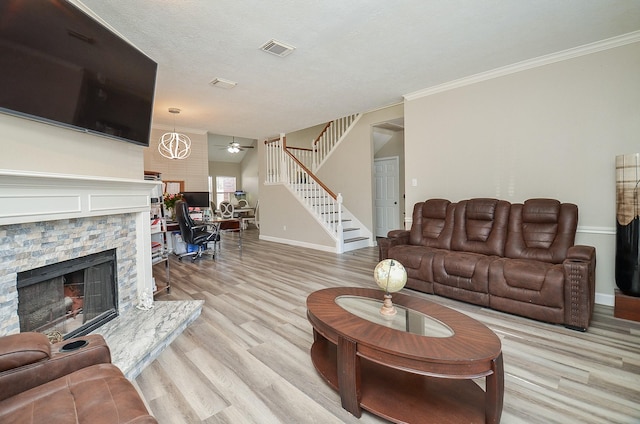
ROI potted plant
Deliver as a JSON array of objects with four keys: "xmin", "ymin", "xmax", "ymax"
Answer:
[{"xmin": 163, "ymin": 193, "xmax": 183, "ymax": 219}]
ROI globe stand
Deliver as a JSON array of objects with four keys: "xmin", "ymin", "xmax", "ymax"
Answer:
[{"xmin": 380, "ymin": 293, "xmax": 397, "ymax": 316}]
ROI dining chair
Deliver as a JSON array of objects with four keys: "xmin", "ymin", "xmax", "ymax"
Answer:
[
  {"xmin": 219, "ymin": 201, "xmax": 234, "ymax": 219},
  {"xmin": 242, "ymin": 200, "xmax": 259, "ymax": 229}
]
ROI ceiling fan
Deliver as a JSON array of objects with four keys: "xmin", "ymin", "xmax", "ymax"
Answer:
[{"xmin": 219, "ymin": 138, "xmax": 255, "ymax": 153}]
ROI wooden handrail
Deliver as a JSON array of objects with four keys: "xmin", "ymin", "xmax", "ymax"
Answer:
[
  {"xmin": 312, "ymin": 122, "xmax": 332, "ymax": 147},
  {"xmin": 264, "ymin": 136, "xmax": 282, "ymax": 144},
  {"xmin": 282, "ymin": 147, "xmax": 337, "ymax": 200},
  {"xmin": 286, "ymin": 146, "xmax": 313, "ymax": 152}
]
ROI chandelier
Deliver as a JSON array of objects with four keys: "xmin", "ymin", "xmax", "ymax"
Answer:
[{"xmin": 158, "ymin": 108, "xmax": 191, "ymax": 159}]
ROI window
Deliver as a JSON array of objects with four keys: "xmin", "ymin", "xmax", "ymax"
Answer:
[{"xmin": 215, "ymin": 176, "xmax": 236, "ymax": 207}]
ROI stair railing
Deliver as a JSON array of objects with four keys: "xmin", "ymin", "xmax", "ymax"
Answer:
[
  {"xmin": 312, "ymin": 113, "xmax": 360, "ymax": 171},
  {"xmin": 265, "ymin": 134, "xmax": 344, "ymax": 239},
  {"xmin": 286, "ymin": 146, "xmax": 314, "ymax": 170}
]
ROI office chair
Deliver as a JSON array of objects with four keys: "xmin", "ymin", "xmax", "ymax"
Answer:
[{"xmin": 175, "ymin": 200, "xmax": 218, "ymax": 262}]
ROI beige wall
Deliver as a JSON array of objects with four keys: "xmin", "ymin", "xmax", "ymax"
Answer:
[
  {"xmin": 259, "ymin": 183, "xmax": 335, "ymax": 248},
  {"xmin": 0, "ymin": 113, "xmax": 144, "ymax": 179},
  {"xmin": 144, "ymin": 128, "xmax": 209, "ymax": 191},
  {"xmin": 404, "ymin": 41, "xmax": 640, "ymax": 301},
  {"xmin": 317, "ymin": 104, "xmax": 404, "ymax": 233},
  {"xmin": 240, "ymin": 145, "xmax": 260, "ymax": 207},
  {"xmin": 285, "ymin": 123, "xmax": 326, "ymax": 148}
]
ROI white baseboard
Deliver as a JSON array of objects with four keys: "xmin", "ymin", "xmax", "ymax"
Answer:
[
  {"xmin": 596, "ymin": 292, "xmax": 614, "ymax": 307},
  {"xmin": 259, "ymin": 235, "xmax": 336, "ymax": 253}
]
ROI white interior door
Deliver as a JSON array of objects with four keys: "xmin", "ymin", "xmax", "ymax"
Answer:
[{"xmin": 374, "ymin": 157, "xmax": 400, "ymax": 237}]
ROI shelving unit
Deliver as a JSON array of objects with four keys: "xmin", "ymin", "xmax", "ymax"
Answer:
[{"xmin": 145, "ymin": 171, "xmax": 170, "ymax": 296}]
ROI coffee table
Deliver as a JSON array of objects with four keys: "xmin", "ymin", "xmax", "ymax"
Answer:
[{"xmin": 306, "ymin": 287, "xmax": 503, "ymax": 423}]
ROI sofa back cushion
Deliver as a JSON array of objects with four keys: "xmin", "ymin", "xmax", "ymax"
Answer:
[
  {"xmin": 505, "ymin": 198, "xmax": 577, "ymax": 263},
  {"xmin": 409, "ymin": 199, "xmax": 454, "ymax": 249},
  {"xmin": 451, "ymin": 198, "xmax": 510, "ymax": 256}
]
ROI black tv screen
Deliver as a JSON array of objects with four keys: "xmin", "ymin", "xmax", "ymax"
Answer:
[
  {"xmin": 181, "ymin": 192, "xmax": 210, "ymax": 208},
  {"xmin": 0, "ymin": 1, "xmax": 157, "ymax": 146}
]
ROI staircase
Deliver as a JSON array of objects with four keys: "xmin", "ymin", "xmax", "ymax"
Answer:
[
  {"xmin": 291, "ymin": 182, "xmax": 370, "ymax": 252},
  {"xmin": 265, "ymin": 114, "xmax": 371, "ymax": 253}
]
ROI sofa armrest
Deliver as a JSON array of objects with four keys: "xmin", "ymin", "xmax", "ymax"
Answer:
[
  {"xmin": 563, "ymin": 245, "xmax": 597, "ymax": 331},
  {"xmin": 0, "ymin": 332, "xmax": 51, "ymax": 373},
  {"xmin": 567, "ymin": 245, "xmax": 596, "ymax": 262},
  {"xmin": 378, "ymin": 230, "xmax": 410, "ymax": 261},
  {"xmin": 0, "ymin": 334, "xmax": 111, "ymax": 401}
]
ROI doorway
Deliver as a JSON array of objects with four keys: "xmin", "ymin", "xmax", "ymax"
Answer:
[
  {"xmin": 372, "ymin": 119, "xmax": 404, "ymax": 237},
  {"xmin": 374, "ymin": 157, "xmax": 400, "ymax": 237}
]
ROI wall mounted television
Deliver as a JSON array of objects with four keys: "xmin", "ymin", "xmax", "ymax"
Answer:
[{"xmin": 0, "ymin": 1, "xmax": 157, "ymax": 147}]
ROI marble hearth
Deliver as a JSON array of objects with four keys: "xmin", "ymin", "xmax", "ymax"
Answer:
[{"xmin": 0, "ymin": 170, "xmax": 202, "ymax": 379}]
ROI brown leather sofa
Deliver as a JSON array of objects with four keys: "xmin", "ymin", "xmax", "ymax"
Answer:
[
  {"xmin": 0, "ymin": 332, "xmax": 157, "ymax": 423},
  {"xmin": 378, "ymin": 198, "xmax": 597, "ymax": 331}
]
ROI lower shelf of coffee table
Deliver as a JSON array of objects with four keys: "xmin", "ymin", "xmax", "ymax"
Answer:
[{"xmin": 311, "ymin": 338, "xmax": 487, "ymax": 424}]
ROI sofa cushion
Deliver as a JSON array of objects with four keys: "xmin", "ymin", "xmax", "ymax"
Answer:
[
  {"xmin": 489, "ymin": 258, "xmax": 565, "ymax": 324},
  {"xmin": 388, "ymin": 245, "xmax": 442, "ymax": 284},
  {"xmin": 432, "ymin": 251, "xmax": 497, "ymax": 306},
  {"xmin": 0, "ymin": 363, "xmax": 157, "ymax": 424},
  {"xmin": 505, "ymin": 199, "xmax": 577, "ymax": 264},
  {"xmin": 409, "ymin": 199, "xmax": 454, "ymax": 249},
  {"xmin": 451, "ymin": 199, "xmax": 510, "ymax": 256},
  {"xmin": 489, "ymin": 259, "xmax": 564, "ymax": 308}
]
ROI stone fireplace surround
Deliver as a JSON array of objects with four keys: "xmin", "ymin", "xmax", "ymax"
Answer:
[{"xmin": 0, "ymin": 169, "xmax": 203, "ymax": 379}]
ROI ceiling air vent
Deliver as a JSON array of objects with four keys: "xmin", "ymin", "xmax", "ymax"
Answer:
[
  {"xmin": 209, "ymin": 78, "xmax": 237, "ymax": 89},
  {"xmin": 260, "ymin": 39, "xmax": 295, "ymax": 57}
]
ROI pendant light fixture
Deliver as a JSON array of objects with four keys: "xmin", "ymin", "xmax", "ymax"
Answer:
[{"xmin": 158, "ymin": 108, "xmax": 191, "ymax": 159}]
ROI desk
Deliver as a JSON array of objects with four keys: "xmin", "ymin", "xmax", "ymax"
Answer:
[{"xmin": 197, "ymin": 217, "xmax": 242, "ymax": 255}]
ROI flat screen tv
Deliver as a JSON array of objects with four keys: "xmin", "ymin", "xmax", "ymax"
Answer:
[
  {"xmin": 0, "ymin": 1, "xmax": 157, "ymax": 146},
  {"xmin": 180, "ymin": 192, "xmax": 210, "ymax": 209}
]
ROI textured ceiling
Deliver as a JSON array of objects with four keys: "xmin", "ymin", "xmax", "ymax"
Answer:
[{"xmin": 76, "ymin": 0, "xmax": 640, "ymax": 144}]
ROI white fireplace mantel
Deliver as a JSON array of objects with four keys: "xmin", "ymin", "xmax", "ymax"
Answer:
[
  {"xmin": 0, "ymin": 169, "xmax": 159, "ymax": 305},
  {"xmin": 0, "ymin": 169, "xmax": 157, "ymax": 225}
]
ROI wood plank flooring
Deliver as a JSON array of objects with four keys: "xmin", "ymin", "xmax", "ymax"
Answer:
[{"xmin": 139, "ymin": 229, "xmax": 640, "ymax": 423}]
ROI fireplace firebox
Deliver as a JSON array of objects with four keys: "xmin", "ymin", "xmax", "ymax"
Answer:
[{"xmin": 17, "ymin": 249, "xmax": 118, "ymax": 339}]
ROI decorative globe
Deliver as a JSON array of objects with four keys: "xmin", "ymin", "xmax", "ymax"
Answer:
[{"xmin": 374, "ymin": 259, "xmax": 407, "ymax": 293}]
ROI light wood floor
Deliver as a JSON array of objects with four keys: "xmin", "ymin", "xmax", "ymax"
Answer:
[{"xmin": 139, "ymin": 229, "xmax": 640, "ymax": 424}]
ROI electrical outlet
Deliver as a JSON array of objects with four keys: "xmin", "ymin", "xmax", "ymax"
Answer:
[{"xmin": 283, "ymin": 225, "xmax": 286, "ymax": 231}]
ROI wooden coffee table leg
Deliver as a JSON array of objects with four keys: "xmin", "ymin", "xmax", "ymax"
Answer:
[
  {"xmin": 337, "ymin": 335, "xmax": 361, "ymax": 417},
  {"xmin": 485, "ymin": 352, "xmax": 504, "ymax": 424}
]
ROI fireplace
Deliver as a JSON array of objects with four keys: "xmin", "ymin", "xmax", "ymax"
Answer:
[
  {"xmin": 17, "ymin": 249, "xmax": 118, "ymax": 339},
  {"xmin": 0, "ymin": 170, "xmax": 158, "ymax": 338}
]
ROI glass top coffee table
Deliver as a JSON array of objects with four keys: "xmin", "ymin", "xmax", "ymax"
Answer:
[{"xmin": 307, "ymin": 287, "xmax": 503, "ymax": 424}]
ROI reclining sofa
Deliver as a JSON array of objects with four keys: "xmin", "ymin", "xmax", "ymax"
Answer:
[
  {"xmin": 0, "ymin": 332, "xmax": 157, "ymax": 423},
  {"xmin": 378, "ymin": 198, "xmax": 596, "ymax": 331}
]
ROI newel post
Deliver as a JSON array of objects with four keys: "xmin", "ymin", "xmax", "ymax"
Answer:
[
  {"xmin": 279, "ymin": 133, "xmax": 288, "ymax": 183},
  {"xmin": 312, "ymin": 137, "xmax": 318, "ymax": 173},
  {"xmin": 336, "ymin": 193, "xmax": 344, "ymax": 254}
]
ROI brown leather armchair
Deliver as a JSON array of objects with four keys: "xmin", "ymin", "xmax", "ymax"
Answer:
[{"xmin": 0, "ymin": 332, "xmax": 157, "ymax": 424}]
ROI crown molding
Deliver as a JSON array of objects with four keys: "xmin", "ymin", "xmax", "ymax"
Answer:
[{"xmin": 404, "ymin": 31, "xmax": 640, "ymax": 102}]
